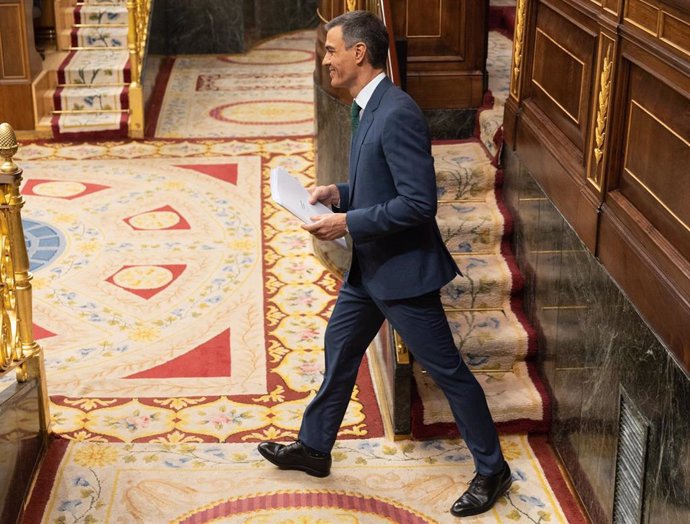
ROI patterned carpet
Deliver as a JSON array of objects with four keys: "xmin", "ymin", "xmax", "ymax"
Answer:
[
  {"xmin": 25, "ymin": 435, "xmax": 584, "ymax": 524},
  {"xmin": 16, "ymin": 136, "xmax": 381, "ymax": 444},
  {"xmin": 411, "ymin": 32, "xmax": 549, "ymax": 437},
  {"xmin": 18, "ymin": 23, "xmax": 587, "ymax": 524},
  {"xmin": 52, "ymin": 0, "xmax": 131, "ymax": 139},
  {"xmin": 152, "ymin": 32, "xmax": 316, "ymax": 138}
]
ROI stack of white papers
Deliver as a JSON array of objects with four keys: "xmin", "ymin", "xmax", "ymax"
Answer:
[{"xmin": 270, "ymin": 167, "xmax": 347, "ymax": 248}]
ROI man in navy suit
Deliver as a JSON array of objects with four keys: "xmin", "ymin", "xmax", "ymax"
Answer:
[{"xmin": 258, "ymin": 10, "xmax": 512, "ymax": 518}]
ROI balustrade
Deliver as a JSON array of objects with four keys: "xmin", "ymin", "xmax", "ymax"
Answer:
[{"xmin": 0, "ymin": 122, "xmax": 50, "ymax": 432}]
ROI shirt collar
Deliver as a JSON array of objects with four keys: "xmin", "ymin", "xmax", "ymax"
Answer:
[{"xmin": 354, "ymin": 72, "xmax": 386, "ymax": 116}]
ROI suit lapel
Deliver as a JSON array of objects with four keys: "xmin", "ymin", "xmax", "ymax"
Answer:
[{"xmin": 349, "ymin": 77, "xmax": 393, "ymax": 204}]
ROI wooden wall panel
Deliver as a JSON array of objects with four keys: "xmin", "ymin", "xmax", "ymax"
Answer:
[
  {"xmin": 315, "ymin": 0, "xmax": 488, "ymax": 109},
  {"xmin": 0, "ymin": 4, "xmax": 27, "ymax": 79},
  {"xmin": 619, "ymin": 68, "xmax": 690, "ymax": 259},
  {"xmin": 405, "ymin": 0, "xmax": 442, "ymax": 39},
  {"xmin": 506, "ymin": 0, "xmax": 690, "ymax": 368},
  {"xmin": 533, "ymin": 29, "xmax": 585, "ymax": 124},
  {"xmin": 391, "ymin": 0, "xmax": 487, "ymax": 108},
  {"xmin": 527, "ymin": 3, "xmax": 596, "ymax": 153},
  {"xmin": 625, "ymin": 0, "xmax": 661, "ymax": 34},
  {"xmin": 398, "ymin": 0, "xmax": 463, "ymax": 57},
  {"xmin": 0, "ymin": 0, "xmax": 42, "ymax": 130},
  {"xmin": 660, "ymin": 10, "xmax": 690, "ymax": 58}
]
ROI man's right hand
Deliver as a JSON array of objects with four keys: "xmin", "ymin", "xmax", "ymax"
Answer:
[{"xmin": 308, "ymin": 184, "xmax": 340, "ymax": 207}]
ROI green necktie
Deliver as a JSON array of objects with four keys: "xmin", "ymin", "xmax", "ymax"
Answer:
[{"xmin": 351, "ymin": 101, "xmax": 361, "ymax": 136}]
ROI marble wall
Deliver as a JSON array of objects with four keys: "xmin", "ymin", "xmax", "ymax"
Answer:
[
  {"xmin": 148, "ymin": 0, "xmax": 317, "ymax": 55},
  {"xmin": 423, "ymin": 109, "xmax": 477, "ymax": 140},
  {"xmin": 502, "ymin": 147, "xmax": 690, "ymax": 523},
  {"xmin": 0, "ymin": 379, "xmax": 44, "ymax": 523}
]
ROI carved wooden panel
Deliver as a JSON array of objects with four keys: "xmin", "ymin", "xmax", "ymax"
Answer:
[
  {"xmin": 506, "ymin": 0, "xmax": 690, "ymax": 368},
  {"xmin": 527, "ymin": 2, "xmax": 597, "ymax": 152},
  {"xmin": 625, "ymin": 0, "xmax": 660, "ymax": 33},
  {"xmin": 589, "ymin": 0, "xmax": 621, "ymax": 16},
  {"xmin": 0, "ymin": 0, "xmax": 41, "ymax": 129},
  {"xmin": 0, "ymin": 3, "xmax": 27, "ymax": 79},
  {"xmin": 624, "ymin": 0, "xmax": 690, "ymax": 60},
  {"xmin": 659, "ymin": 9, "xmax": 690, "ymax": 57},
  {"xmin": 617, "ymin": 65, "xmax": 690, "ymax": 259},
  {"xmin": 394, "ymin": 0, "xmax": 465, "ymax": 58},
  {"xmin": 390, "ymin": 0, "xmax": 487, "ymax": 108},
  {"xmin": 586, "ymin": 32, "xmax": 616, "ymax": 191}
]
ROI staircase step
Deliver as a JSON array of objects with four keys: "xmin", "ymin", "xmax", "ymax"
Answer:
[
  {"xmin": 74, "ymin": 5, "xmax": 128, "ymax": 25},
  {"xmin": 51, "ymin": 111, "xmax": 129, "ymax": 140},
  {"xmin": 442, "ymin": 253, "xmax": 523, "ymax": 309},
  {"xmin": 50, "ymin": 85, "xmax": 128, "ymax": 112},
  {"xmin": 57, "ymin": 49, "xmax": 130, "ymax": 85},
  {"xmin": 413, "ymin": 361, "xmax": 548, "ymax": 435},
  {"xmin": 67, "ymin": 26, "xmax": 128, "ymax": 48},
  {"xmin": 433, "ymin": 142, "xmax": 498, "ymax": 201},
  {"xmin": 436, "ymin": 199, "xmax": 508, "ymax": 255},
  {"xmin": 445, "ymin": 307, "xmax": 532, "ymax": 370}
]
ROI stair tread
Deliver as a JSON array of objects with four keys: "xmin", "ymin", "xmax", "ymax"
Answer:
[
  {"xmin": 433, "ymin": 142, "xmax": 497, "ymax": 202},
  {"xmin": 51, "ymin": 85, "xmax": 126, "ymax": 94},
  {"xmin": 55, "ymin": 112, "xmax": 127, "ymax": 123},
  {"xmin": 414, "ymin": 361, "xmax": 545, "ymax": 425},
  {"xmin": 442, "ymin": 253, "xmax": 520, "ymax": 311},
  {"xmin": 436, "ymin": 198, "xmax": 506, "ymax": 255},
  {"xmin": 445, "ymin": 308, "xmax": 530, "ymax": 370},
  {"xmin": 57, "ymin": 49, "xmax": 130, "ymax": 85}
]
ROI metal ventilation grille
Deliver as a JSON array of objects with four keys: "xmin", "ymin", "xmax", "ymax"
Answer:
[{"xmin": 613, "ymin": 389, "xmax": 649, "ymax": 524}]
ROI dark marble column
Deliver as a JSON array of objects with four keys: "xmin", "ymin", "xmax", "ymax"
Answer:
[
  {"xmin": 149, "ymin": 0, "xmax": 245, "ymax": 55},
  {"xmin": 246, "ymin": 0, "xmax": 318, "ymax": 42},
  {"xmin": 423, "ymin": 109, "xmax": 477, "ymax": 140},
  {"xmin": 148, "ymin": 0, "xmax": 318, "ymax": 55}
]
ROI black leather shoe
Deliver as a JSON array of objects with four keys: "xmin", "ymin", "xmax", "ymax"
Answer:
[
  {"xmin": 450, "ymin": 462, "xmax": 513, "ymax": 517},
  {"xmin": 257, "ymin": 441, "xmax": 332, "ymax": 478}
]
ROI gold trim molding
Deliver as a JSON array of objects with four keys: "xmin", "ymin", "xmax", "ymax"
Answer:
[
  {"xmin": 589, "ymin": 39, "xmax": 614, "ymax": 189},
  {"xmin": 510, "ymin": 0, "xmax": 528, "ymax": 100}
]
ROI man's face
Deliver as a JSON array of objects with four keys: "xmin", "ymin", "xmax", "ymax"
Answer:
[{"xmin": 323, "ymin": 25, "xmax": 359, "ymax": 90}]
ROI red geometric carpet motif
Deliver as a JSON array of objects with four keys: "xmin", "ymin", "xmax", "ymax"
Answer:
[{"xmin": 125, "ymin": 329, "xmax": 231, "ymax": 379}]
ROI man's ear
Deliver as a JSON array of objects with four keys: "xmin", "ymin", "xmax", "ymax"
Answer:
[{"xmin": 353, "ymin": 42, "xmax": 367, "ymax": 65}]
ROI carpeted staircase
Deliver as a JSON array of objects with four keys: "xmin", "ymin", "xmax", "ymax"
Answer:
[
  {"xmin": 46, "ymin": 0, "xmax": 131, "ymax": 139},
  {"xmin": 410, "ymin": 27, "xmax": 551, "ymax": 438}
]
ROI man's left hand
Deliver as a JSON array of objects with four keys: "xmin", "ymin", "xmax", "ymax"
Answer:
[{"xmin": 302, "ymin": 213, "xmax": 348, "ymax": 241}]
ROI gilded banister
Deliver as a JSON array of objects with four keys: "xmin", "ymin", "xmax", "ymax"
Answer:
[
  {"xmin": 0, "ymin": 122, "xmax": 51, "ymax": 433},
  {"xmin": 126, "ymin": 0, "xmax": 153, "ymax": 138}
]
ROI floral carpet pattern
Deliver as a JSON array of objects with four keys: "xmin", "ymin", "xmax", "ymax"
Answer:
[
  {"xmin": 52, "ymin": 0, "xmax": 130, "ymax": 139},
  {"xmin": 411, "ymin": 31, "xmax": 549, "ymax": 436},
  {"xmin": 16, "ymin": 138, "xmax": 382, "ymax": 444},
  {"xmin": 26, "ymin": 435, "xmax": 584, "ymax": 524}
]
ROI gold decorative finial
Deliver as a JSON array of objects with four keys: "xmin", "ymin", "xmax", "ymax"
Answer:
[{"xmin": 0, "ymin": 123, "xmax": 19, "ymax": 175}]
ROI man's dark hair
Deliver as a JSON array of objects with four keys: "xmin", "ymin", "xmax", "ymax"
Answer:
[{"xmin": 326, "ymin": 10, "xmax": 389, "ymax": 70}]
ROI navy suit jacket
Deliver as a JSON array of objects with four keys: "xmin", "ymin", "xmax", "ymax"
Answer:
[{"xmin": 336, "ymin": 76, "xmax": 460, "ymax": 300}]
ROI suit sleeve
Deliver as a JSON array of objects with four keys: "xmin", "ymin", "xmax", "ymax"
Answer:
[
  {"xmin": 346, "ymin": 103, "xmax": 437, "ymax": 242},
  {"xmin": 335, "ymin": 182, "xmax": 349, "ymax": 212}
]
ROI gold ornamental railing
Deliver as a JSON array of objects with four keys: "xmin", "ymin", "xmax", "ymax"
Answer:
[
  {"xmin": 0, "ymin": 123, "xmax": 51, "ymax": 433},
  {"xmin": 126, "ymin": 0, "xmax": 153, "ymax": 138}
]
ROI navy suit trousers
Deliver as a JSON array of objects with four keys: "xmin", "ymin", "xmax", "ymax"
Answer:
[{"xmin": 298, "ymin": 281, "xmax": 505, "ymax": 475}]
